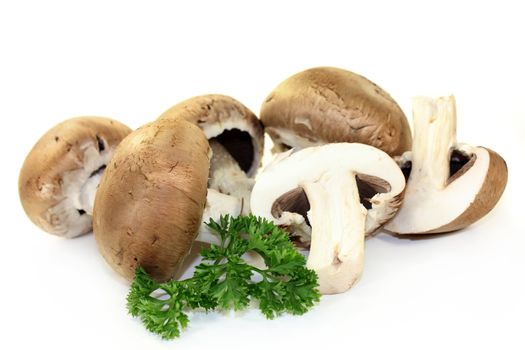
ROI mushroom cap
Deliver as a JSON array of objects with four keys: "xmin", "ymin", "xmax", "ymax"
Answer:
[
  {"xmin": 93, "ymin": 118, "xmax": 210, "ymax": 282},
  {"xmin": 158, "ymin": 94, "xmax": 264, "ymax": 177},
  {"xmin": 385, "ymin": 146, "xmax": 508, "ymax": 234},
  {"xmin": 18, "ymin": 117, "xmax": 131, "ymax": 238},
  {"xmin": 251, "ymin": 143, "xmax": 406, "ymax": 236},
  {"xmin": 260, "ymin": 67, "xmax": 412, "ymax": 156}
]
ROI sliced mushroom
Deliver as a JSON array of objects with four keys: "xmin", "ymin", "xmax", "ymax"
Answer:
[
  {"xmin": 384, "ymin": 96, "xmax": 508, "ymax": 234},
  {"xmin": 251, "ymin": 143, "xmax": 406, "ymax": 294},
  {"xmin": 158, "ymin": 95, "xmax": 264, "ymax": 211},
  {"xmin": 260, "ymin": 67, "xmax": 412, "ymax": 156},
  {"xmin": 93, "ymin": 118, "xmax": 212, "ymax": 281},
  {"xmin": 18, "ymin": 117, "xmax": 131, "ymax": 238}
]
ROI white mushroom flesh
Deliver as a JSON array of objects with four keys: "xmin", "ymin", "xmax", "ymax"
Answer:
[
  {"xmin": 47, "ymin": 141, "xmax": 114, "ymax": 237},
  {"xmin": 267, "ymin": 126, "xmax": 323, "ymax": 152},
  {"xmin": 208, "ymin": 140, "xmax": 254, "ymax": 214},
  {"xmin": 302, "ymin": 170, "xmax": 367, "ymax": 293},
  {"xmin": 196, "ymin": 188, "xmax": 245, "ymax": 245},
  {"xmin": 385, "ymin": 96, "xmax": 490, "ymax": 233},
  {"xmin": 251, "ymin": 143, "xmax": 405, "ymax": 294}
]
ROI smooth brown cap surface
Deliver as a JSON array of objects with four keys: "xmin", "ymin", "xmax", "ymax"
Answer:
[
  {"xmin": 261, "ymin": 67, "xmax": 412, "ymax": 156},
  {"xmin": 93, "ymin": 118, "xmax": 210, "ymax": 282},
  {"xmin": 18, "ymin": 117, "xmax": 131, "ymax": 237},
  {"xmin": 158, "ymin": 94, "xmax": 264, "ymax": 176}
]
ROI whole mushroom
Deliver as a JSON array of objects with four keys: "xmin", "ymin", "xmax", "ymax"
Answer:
[
  {"xmin": 93, "ymin": 118, "xmax": 212, "ymax": 281},
  {"xmin": 158, "ymin": 95, "xmax": 264, "ymax": 211},
  {"xmin": 260, "ymin": 67, "xmax": 412, "ymax": 155},
  {"xmin": 94, "ymin": 112, "xmax": 265, "ymax": 281},
  {"xmin": 19, "ymin": 117, "xmax": 131, "ymax": 237},
  {"xmin": 250, "ymin": 143, "xmax": 406, "ymax": 294},
  {"xmin": 385, "ymin": 96, "xmax": 508, "ymax": 234}
]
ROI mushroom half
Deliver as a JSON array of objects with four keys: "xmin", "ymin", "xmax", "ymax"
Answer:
[
  {"xmin": 260, "ymin": 67, "xmax": 412, "ymax": 156},
  {"xmin": 93, "ymin": 118, "xmax": 211, "ymax": 281},
  {"xmin": 158, "ymin": 94, "xmax": 264, "ymax": 211},
  {"xmin": 19, "ymin": 117, "xmax": 131, "ymax": 238},
  {"xmin": 251, "ymin": 143, "xmax": 406, "ymax": 294},
  {"xmin": 384, "ymin": 96, "xmax": 508, "ymax": 234}
]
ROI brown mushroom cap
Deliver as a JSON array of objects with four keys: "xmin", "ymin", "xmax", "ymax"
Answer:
[
  {"xmin": 158, "ymin": 94, "xmax": 264, "ymax": 177},
  {"xmin": 93, "ymin": 118, "xmax": 210, "ymax": 282},
  {"xmin": 260, "ymin": 67, "xmax": 412, "ymax": 156},
  {"xmin": 19, "ymin": 117, "xmax": 131, "ymax": 237}
]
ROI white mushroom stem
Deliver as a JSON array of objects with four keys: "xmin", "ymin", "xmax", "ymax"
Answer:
[
  {"xmin": 196, "ymin": 188, "xmax": 245, "ymax": 245},
  {"xmin": 196, "ymin": 139, "xmax": 254, "ymax": 245},
  {"xmin": 76, "ymin": 172, "xmax": 102, "ymax": 215},
  {"xmin": 208, "ymin": 140, "xmax": 254, "ymax": 214},
  {"xmin": 301, "ymin": 170, "xmax": 367, "ymax": 295},
  {"xmin": 66, "ymin": 143, "xmax": 113, "ymax": 218},
  {"xmin": 411, "ymin": 96, "xmax": 457, "ymax": 189}
]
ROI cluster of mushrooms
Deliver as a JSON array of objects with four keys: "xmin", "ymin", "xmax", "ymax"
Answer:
[{"xmin": 19, "ymin": 67, "xmax": 508, "ymax": 295}]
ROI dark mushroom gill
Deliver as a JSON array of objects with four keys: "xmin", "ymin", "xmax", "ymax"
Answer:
[
  {"xmin": 399, "ymin": 149, "xmax": 476, "ymax": 184},
  {"xmin": 211, "ymin": 129, "xmax": 254, "ymax": 173},
  {"xmin": 271, "ymin": 173, "xmax": 391, "ymax": 222},
  {"xmin": 448, "ymin": 149, "xmax": 477, "ymax": 184}
]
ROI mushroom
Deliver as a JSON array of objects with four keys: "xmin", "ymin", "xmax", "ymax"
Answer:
[
  {"xmin": 93, "ymin": 118, "xmax": 252, "ymax": 281},
  {"xmin": 384, "ymin": 96, "xmax": 508, "ymax": 234},
  {"xmin": 250, "ymin": 143, "xmax": 406, "ymax": 294},
  {"xmin": 18, "ymin": 117, "xmax": 131, "ymax": 238},
  {"xmin": 158, "ymin": 95, "xmax": 264, "ymax": 211},
  {"xmin": 260, "ymin": 67, "xmax": 412, "ymax": 156},
  {"xmin": 93, "ymin": 118, "xmax": 210, "ymax": 281}
]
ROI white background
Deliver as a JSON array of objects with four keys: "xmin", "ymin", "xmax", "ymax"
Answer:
[{"xmin": 1, "ymin": 1, "xmax": 524, "ymax": 349}]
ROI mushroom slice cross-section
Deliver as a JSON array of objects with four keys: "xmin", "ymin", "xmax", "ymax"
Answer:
[
  {"xmin": 251, "ymin": 143, "xmax": 406, "ymax": 294},
  {"xmin": 18, "ymin": 117, "xmax": 131, "ymax": 238},
  {"xmin": 260, "ymin": 67, "xmax": 412, "ymax": 156},
  {"xmin": 384, "ymin": 96, "xmax": 508, "ymax": 234},
  {"xmin": 158, "ymin": 95, "xmax": 264, "ymax": 212}
]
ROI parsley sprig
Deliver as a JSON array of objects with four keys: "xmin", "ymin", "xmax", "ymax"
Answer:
[{"xmin": 127, "ymin": 215, "xmax": 320, "ymax": 339}]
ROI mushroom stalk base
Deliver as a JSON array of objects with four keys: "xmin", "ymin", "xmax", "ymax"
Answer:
[
  {"xmin": 302, "ymin": 170, "xmax": 367, "ymax": 295},
  {"xmin": 196, "ymin": 189, "xmax": 245, "ymax": 245},
  {"xmin": 209, "ymin": 140, "xmax": 254, "ymax": 214},
  {"xmin": 411, "ymin": 96, "xmax": 457, "ymax": 189},
  {"xmin": 76, "ymin": 172, "xmax": 101, "ymax": 216}
]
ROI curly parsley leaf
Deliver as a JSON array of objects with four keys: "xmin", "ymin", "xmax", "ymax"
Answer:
[{"xmin": 127, "ymin": 215, "xmax": 320, "ymax": 339}]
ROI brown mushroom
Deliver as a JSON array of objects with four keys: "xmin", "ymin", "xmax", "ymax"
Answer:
[
  {"xmin": 93, "ymin": 118, "xmax": 210, "ymax": 282},
  {"xmin": 18, "ymin": 117, "xmax": 131, "ymax": 238},
  {"xmin": 260, "ymin": 67, "xmax": 412, "ymax": 155},
  {"xmin": 384, "ymin": 96, "xmax": 508, "ymax": 234},
  {"xmin": 158, "ymin": 95, "xmax": 264, "ymax": 210}
]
